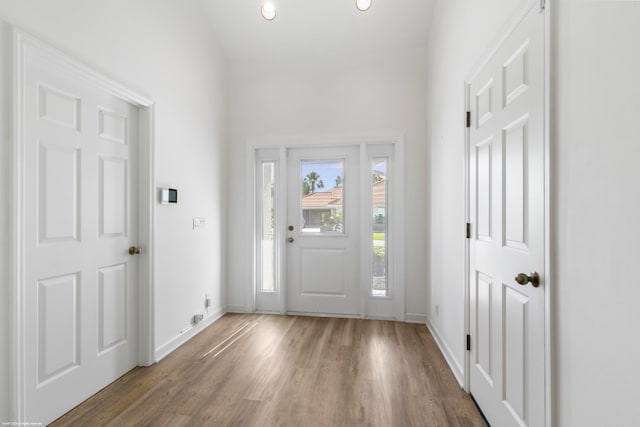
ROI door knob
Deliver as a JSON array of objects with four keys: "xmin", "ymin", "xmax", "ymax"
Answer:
[
  {"xmin": 128, "ymin": 246, "xmax": 142, "ymax": 255},
  {"xmin": 287, "ymin": 237, "xmax": 294, "ymax": 243},
  {"xmin": 515, "ymin": 272, "xmax": 540, "ymax": 287}
]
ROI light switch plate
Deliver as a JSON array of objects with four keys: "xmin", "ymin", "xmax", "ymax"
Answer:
[{"xmin": 193, "ymin": 218, "xmax": 205, "ymax": 230}]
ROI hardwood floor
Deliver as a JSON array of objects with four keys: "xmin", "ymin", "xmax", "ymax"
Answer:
[{"xmin": 51, "ymin": 314, "xmax": 486, "ymax": 426}]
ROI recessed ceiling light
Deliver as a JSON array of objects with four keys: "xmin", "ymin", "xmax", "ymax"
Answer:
[
  {"xmin": 355, "ymin": 0, "xmax": 372, "ymax": 12},
  {"xmin": 261, "ymin": 2, "xmax": 276, "ymax": 21}
]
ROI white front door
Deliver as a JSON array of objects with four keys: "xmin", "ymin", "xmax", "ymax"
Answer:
[
  {"xmin": 23, "ymin": 44, "xmax": 140, "ymax": 424},
  {"xmin": 286, "ymin": 146, "xmax": 360, "ymax": 315},
  {"xmin": 468, "ymin": 3, "xmax": 546, "ymax": 426}
]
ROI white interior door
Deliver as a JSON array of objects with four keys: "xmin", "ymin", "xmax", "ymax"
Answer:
[
  {"xmin": 286, "ymin": 146, "xmax": 360, "ymax": 315},
  {"xmin": 468, "ymin": 3, "xmax": 545, "ymax": 426},
  {"xmin": 23, "ymin": 45, "xmax": 140, "ymax": 424}
]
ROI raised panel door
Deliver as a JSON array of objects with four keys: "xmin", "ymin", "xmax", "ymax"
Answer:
[
  {"xmin": 23, "ymin": 43, "xmax": 139, "ymax": 424},
  {"xmin": 468, "ymin": 3, "xmax": 546, "ymax": 426}
]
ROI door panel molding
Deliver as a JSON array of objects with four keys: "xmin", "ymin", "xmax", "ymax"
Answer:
[
  {"xmin": 248, "ymin": 133, "xmax": 405, "ymax": 321},
  {"xmin": 11, "ymin": 28, "xmax": 155, "ymax": 423}
]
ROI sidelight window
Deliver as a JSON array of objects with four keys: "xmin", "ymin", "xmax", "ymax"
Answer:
[
  {"xmin": 372, "ymin": 158, "xmax": 388, "ymax": 297},
  {"xmin": 260, "ymin": 161, "xmax": 276, "ymax": 293}
]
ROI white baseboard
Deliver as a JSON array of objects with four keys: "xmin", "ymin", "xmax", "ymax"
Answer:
[
  {"xmin": 426, "ymin": 318, "xmax": 464, "ymax": 387},
  {"xmin": 404, "ymin": 313, "xmax": 427, "ymax": 324},
  {"xmin": 366, "ymin": 315, "xmax": 397, "ymax": 321},
  {"xmin": 154, "ymin": 307, "xmax": 225, "ymax": 362},
  {"xmin": 224, "ymin": 308, "xmax": 426, "ymax": 324},
  {"xmin": 225, "ymin": 304, "xmax": 246, "ymax": 313}
]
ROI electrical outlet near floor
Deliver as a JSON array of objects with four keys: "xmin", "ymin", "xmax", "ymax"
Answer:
[{"xmin": 192, "ymin": 313, "xmax": 204, "ymax": 325}]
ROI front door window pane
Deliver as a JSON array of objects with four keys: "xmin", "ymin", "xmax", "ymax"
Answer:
[{"xmin": 300, "ymin": 160, "xmax": 344, "ymax": 233}]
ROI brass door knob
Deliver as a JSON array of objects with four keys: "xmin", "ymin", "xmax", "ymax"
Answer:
[
  {"xmin": 515, "ymin": 272, "xmax": 540, "ymax": 287},
  {"xmin": 287, "ymin": 237, "xmax": 294, "ymax": 243},
  {"xmin": 129, "ymin": 246, "xmax": 142, "ymax": 255}
]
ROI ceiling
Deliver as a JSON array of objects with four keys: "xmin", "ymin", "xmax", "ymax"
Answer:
[{"xmin": 202, "ymin": 0, "xmax": 436, "ymax": 60}]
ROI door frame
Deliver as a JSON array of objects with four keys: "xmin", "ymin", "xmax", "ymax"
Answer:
[
  {"xmin": 462, "ymin": 1, "xmax": 552, "ymax": 425},
  {"xmin": 10, "ymin": 28, "xmax": 156, "ymax": 422},
  {"xmin": 247, "ymin": 133, "xmax": 405, "ymax": 321}
]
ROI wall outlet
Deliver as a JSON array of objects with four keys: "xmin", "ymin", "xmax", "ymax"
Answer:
[{"xmin": 192, "ymin": 313, "xmax": 204, "ymax": 325}]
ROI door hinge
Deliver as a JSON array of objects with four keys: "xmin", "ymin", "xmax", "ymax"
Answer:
[
  {"xmin": 466, "ymin": 334, "xmax": 471, "ymax": 351},
  {"xmin": 466, "ymin": 111, "xmax": 471, "ymax": 128},
  {"xmin": 539, "ymin": 0, "xmax": 546, "ymax": 12},
  {"xmin": 466, "ymin": 222, "xmax": 471, "ymax": 239}
]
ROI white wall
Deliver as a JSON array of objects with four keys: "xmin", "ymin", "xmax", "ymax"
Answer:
[
  {"xmin": 554, "ymin": 1, "xmax": 640, "ymax": 425},
  {"xmin": 427, "ymin": 0, "xmax": 640, "ymax": 424},
  {"xmin": 0, "ymin": 0, "xmax": 227, "ymax": 419},
  {"xmin": 226, "ymin": 47, "xmax": 429, "ymax": 318},
  {"xmin": 424, "ymin": 0, "xmax": 531, "ymax": 382}
]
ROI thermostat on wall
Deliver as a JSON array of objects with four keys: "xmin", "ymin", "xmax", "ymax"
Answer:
[{"xmin": 159, "ymin": 188, "xmax": 178, "ymax": 204}]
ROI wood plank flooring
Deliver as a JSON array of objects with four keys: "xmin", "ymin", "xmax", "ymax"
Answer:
[{"xmin": 51, "ymin": 314, "xmax": 486, "ymax": 426}]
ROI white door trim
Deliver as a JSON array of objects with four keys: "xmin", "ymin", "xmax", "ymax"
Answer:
[
  {"xmin": 463, "ymin": 0, "xmax": 552, "ymax": 425},
  {"xmin": 247, "ymin": 133, "xmax": 405, "ymax": 321},
  {"xmin": 10, "ymin": 28, "xmax": 156, "ymax": 422}
]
